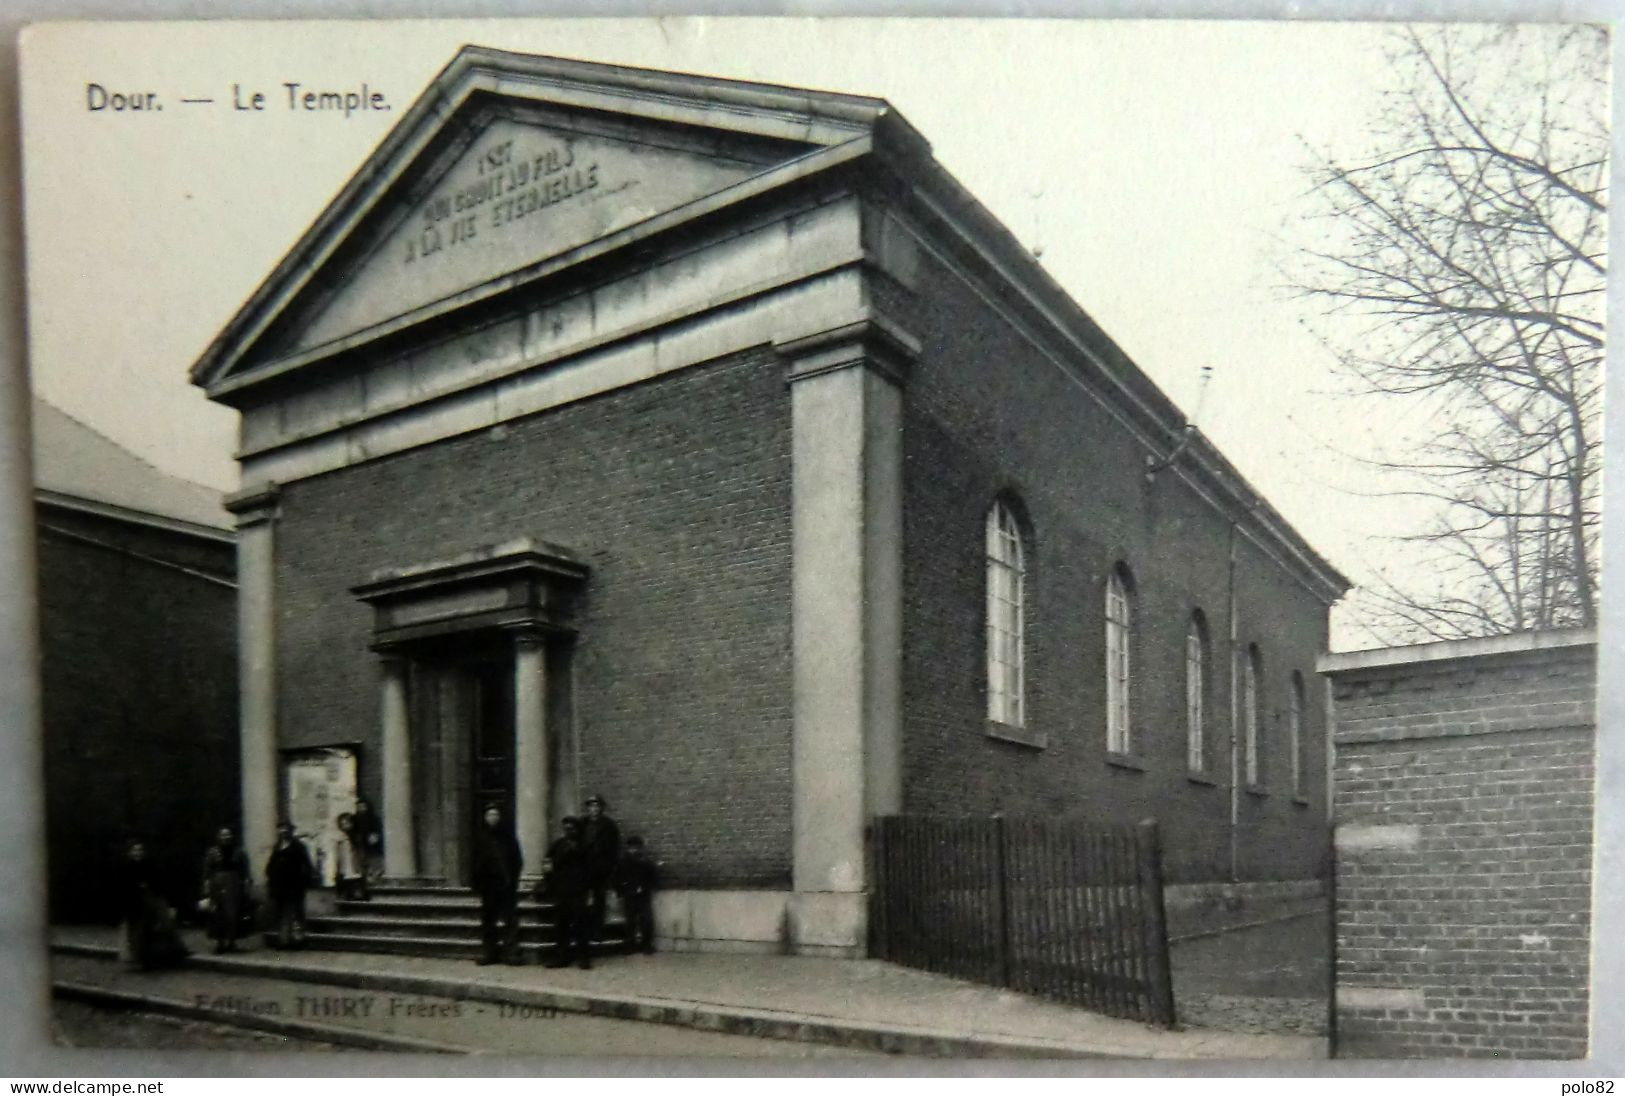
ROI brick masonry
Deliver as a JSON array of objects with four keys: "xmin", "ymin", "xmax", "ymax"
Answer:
[
  {"xmin": 888, "ymin": 215, "xmax": 1335, "ymax": 885},
  {"xmin": 1325, "ymin": 633, "xmax": 1596, "ymax": 1059},
  {"xmin": 272, "ymin": 349, "xmax": 793, "ymax": 889},
  {"xmin": 37, "ymin": 505, "xmax": 240, "ymax": 921}
]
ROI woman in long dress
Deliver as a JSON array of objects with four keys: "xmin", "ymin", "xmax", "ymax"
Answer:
[
  {"xmin": 334, "ymin": 812, "xmax": 366, "ymax": 900},
  {"xmin": 201, "ymin": 826, "xmax": 250, "ymax": 954}
]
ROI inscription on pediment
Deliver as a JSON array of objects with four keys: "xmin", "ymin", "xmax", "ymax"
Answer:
[
  {"xmin": 405, "ymin": 137, "xmax": 612, "ymax": 267},
  {"xmin": 289, "ymin": 118, "xmax": 768, "ymax": 354}
]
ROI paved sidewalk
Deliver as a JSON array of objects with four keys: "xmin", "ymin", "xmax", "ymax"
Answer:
[
  {"xmin": 52, "ymin": 952, "xmax": 865, "ymax": 1057},
  {"xmin": 52, "ymin": 927, "xmax": 1324, "ymax": 1060}
]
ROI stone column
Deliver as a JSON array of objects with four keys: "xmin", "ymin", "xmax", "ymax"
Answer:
[
  {"xmin": 777, "ymin": 318, "xmax": 913, "ymax": 956},
  {"xmin": 379, "ymin": 653, "xmax": 416, "ymax": 878},
  {"xmin": 225, "ymin": 483, "xmax": 280, "ymax": 884},
  {"xmin": 513, "ymin": 631, "xmax": 550, "ymax": 875}
]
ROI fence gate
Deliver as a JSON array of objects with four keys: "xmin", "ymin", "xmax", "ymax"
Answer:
[{"xmin": 868, "ymin": 815, "xmax": 1176, "ymax": 1027}]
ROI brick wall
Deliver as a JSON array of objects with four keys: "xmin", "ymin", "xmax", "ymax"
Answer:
[
  {"xmin": 1327, "ymin": 633, "xmax": 1595, "ymax": 1059},
  {"xmin": 272, "ymin": 350, "xmax": 793, "ymax": 889},
  {"xmin": 888, "ymin": 219, "xmax": 1335, "ymax": 885},
  {"xmin": 37, "ymin": 505, "xmax": 240, "ymax": 921}
]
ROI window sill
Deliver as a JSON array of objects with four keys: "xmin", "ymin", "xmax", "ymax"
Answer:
[
  {"xmin": 986, "ymin": 719, "xmax": 1047, "ymax": 749},
  {"xmin": 1245, "ymin": 783, "xmax": 1269, "ymax": 798},
  {"xmin": 1186, "ymin": 770, "xmax": 1220, "ymax": 787},
  {"xmin": 1105, "ymin": 752, "xmax": 1146, "ymax": 772},
  {"xmin": 1292, "ymin": 794, "xmax": 1311, "ymax": 807}
]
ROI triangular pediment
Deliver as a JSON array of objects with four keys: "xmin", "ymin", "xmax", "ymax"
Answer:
[
  {"xmin": 287, "ymin": 109, "xmax": 795, "ymax": 354},
  {"xmin": 193, "ymin": 47, "xmax": 904, "ymax": 393}
]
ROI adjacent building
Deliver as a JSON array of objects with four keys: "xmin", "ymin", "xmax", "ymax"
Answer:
[
  {"xmin": 190, "ymin": 47, "xmax": 1348, "ymax": 954},
  {"xmin": 1323, "ymin": 630, "xmax": 1596, "ymax": 1059},
  {"xmin": 34, "ymin": 399, "xmax": 239, "ymax": 921}
]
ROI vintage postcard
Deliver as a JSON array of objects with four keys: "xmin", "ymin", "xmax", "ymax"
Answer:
[{"xmin": 14, "ymin": 18, "xmax": 1608, "ymax": 1067}]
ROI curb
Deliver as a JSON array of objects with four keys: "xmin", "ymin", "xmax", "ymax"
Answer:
[
  {"xmin": 54, "ymin": 943, "xmax": 1115, "ymax": 1059},
  {"xmin": 52, "ymin": 979, "xmax": 469, "ymax": 1054}
]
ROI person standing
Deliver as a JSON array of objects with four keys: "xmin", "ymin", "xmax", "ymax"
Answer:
[
  {"xmin": 579, "ymin": 794, "xmax": 621, "ymax": 958},
  {"xmin": 117, "ymin": 839, "xmax": 189, "ymax": 970},
  {"xmin": 200, "ymin": 826, "xmax": 250, "ymax": 954},
  {"xmin": 542, "ymin": 816, "xmax": 591, "ymax": 969},
  {"xmin": 334, "ymin": 812, "xmax": 367, "ymax": 901},
  {"xmin": 352, "ymin": 797, "xmax": 384, "ymax": 886},
  {"xmin": 471, "ymin": 803, "xmax": 523, "ymax": 966},
  {"xmin": 264, "ymin": 821, "xmax": 315, "ymax": 949},
  {"xmin": 614, "ymin": 835, "xmax": 660, "ymax": 955}
]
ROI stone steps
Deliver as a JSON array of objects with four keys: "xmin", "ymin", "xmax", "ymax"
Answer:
[
  {"xmin": 308, "ymin": 915, "xmax": 557, "ymax": 941},
  {"xmin": 305, "ymin": 881, "xmax": 628, "ymax": 960}
]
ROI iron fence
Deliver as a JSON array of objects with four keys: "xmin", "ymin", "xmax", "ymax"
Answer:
[{"xmin": 868, "ymin": 814, "xmax": 1176, "ymax": 1026}]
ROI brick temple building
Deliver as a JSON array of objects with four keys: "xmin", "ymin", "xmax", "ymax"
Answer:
[{"xmin": 191, "ymin": 47, "xmax": 1348, "ymax": 955}]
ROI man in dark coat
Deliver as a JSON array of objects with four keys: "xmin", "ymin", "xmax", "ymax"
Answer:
[
  {"xmin": 542, "ymin": 816, "xmax": 591, "ymax": 969},
  {"xmin": 471, "ymin": 803, "xmax": 523, "ymax": 966},
  {"xmin": 264, "ymin": 821, "xmax": 315, "ymax": 949},
  {"xmin": 579, "ymin": 794, "xmax": 621, "ymax": 956},
  {"xmin": 351, "ymin": 797, "xmax": 384, "ymax": 886}
]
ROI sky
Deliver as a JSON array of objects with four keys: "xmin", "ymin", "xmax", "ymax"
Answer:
[{"xmin": 15, "ymin": 19, "xmax": 1518, "ymax": 647}]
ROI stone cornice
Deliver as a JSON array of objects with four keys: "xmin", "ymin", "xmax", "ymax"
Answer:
[
  {"xmin": 352, "ymin": 538, "xmax": 590, "ymax": 650},
  {"xmin": 351, "ymin": 537, "xmax": 588, "ymax": 602}
]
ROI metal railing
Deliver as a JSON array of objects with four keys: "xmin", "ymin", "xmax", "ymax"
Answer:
[{"xmin": 868, "ymin": 814, "xmax": 1176, "ymax": 1027}]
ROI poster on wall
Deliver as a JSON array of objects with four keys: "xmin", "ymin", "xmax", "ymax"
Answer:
[{"xmin": 283, "ymin": 747, "xmax": 358, "ymax": 887}]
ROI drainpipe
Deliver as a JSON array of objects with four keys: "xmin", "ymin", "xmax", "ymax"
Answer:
[{"xmin": 1227, "ymin": 521, "xmax": 1240, "ymax": 884}]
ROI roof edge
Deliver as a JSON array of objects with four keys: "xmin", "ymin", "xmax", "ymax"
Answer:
[
  {"xmin": 1318, "ymin": 627, "xmax": 1596, "ymax": 674},
  {"xmin": 876, "ymin": 141, "xmax": 1351, "ymax": 602}
]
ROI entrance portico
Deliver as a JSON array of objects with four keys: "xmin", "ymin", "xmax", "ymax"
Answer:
[{"xmin": 352, "ymin": 539, "xmax": 587, "ymax": 878}]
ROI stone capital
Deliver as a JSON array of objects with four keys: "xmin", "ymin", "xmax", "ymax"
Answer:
[
  {"xmin": 775, "ymin": 314, "xmax": 919, "ymax": 388},
  {"xmin": 508, "ymin": 627, "xmax": 549, "ymax": 652},
  {"xmin": 224, "ymin": 481, "xmax": 281, "ymax": 528}
]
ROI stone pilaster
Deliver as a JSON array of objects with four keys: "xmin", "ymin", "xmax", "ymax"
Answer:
[
  {"xmin": 776, "ymin": 316, "xmax": 913, "ymax": 956},
  {"xmin": 225, "ymin": 482, "xmax": 280, "ymax": 883},
  {"xmin": 378, "ymin": 653, "xmax": 416, "ymax": 877},
  {"xmin": 512, "ymin": 630, "xmax": 550, "ymax": 875}
]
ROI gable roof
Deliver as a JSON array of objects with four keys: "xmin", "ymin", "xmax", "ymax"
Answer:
[
  {"xmin": 189, "ymin": 45, "xmax": 923, "ymax": 394},
  {"xmin": 32, "ymin": 398, "xmax": 233, "ymax": 535}
]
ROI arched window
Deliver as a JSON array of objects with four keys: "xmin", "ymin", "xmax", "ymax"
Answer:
[
  {"xmin": 1186, "ymin": 611, "xmax": 1209, "ymax": 772},
  {"xmin": 985, "ymin": 499, "xmax": 1027, "ymax": 729},
  {"xmin": 1242, "ymin": 644, "xmax": 1263, "ymax": 787},
  {"xmin": 1289, "ymin": 671, "xmax": 1305, "ymax": 799},
  {"xmin": 1105, "ymin": 565, "xmax": 1134, "ymax": 754}
]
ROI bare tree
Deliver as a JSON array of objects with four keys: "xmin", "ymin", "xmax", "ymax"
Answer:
[{"xmin": 1292, "ymin": 25, "xmax": 1606, "ymax": 641}]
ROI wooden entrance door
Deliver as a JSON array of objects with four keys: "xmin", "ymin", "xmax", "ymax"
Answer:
[{"xmin": 409, "ymin": 652, "xmax": 515, "ymax": 885}]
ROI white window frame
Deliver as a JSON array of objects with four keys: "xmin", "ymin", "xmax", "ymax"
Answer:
[
  {"xmin": 1105, "ymin": 567, "xmax": 1133, "ymax": 754},
  {"xmin": 1242, "ymin": 645, "xmax": 1262, "ymax": 787},
  {"xmin": 985, "ymin": 501, "xmax": 1026, "ymax": 730},
  {"xmin": 1186, "ymin": 615, "xmax": 1207, "ymax": 772}
]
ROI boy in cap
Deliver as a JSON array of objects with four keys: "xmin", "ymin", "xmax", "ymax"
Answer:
[
  {"xmin": 614, "ymin": 835, "xmax": 660, "ymax": 954},
  {"xmin": 543, "ymin": 816, "xmax": 591, "ymax": 968}
]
